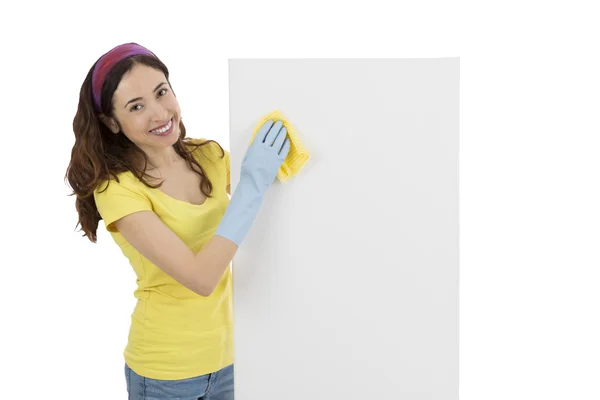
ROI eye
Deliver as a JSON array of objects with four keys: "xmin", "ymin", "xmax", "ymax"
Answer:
[{"xmin": 128, "ymin": 89, "xmax": 169, "ymax": 112}]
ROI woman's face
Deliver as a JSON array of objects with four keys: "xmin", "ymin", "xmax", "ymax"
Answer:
[{"xmin": 105, "ymin": 63, "xmax": 181, "ymax": 151}]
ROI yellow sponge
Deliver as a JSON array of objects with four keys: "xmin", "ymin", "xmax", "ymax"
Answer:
[{"xmin": 249, "ymin": 109, "xmax": 310, "ymax": 183}]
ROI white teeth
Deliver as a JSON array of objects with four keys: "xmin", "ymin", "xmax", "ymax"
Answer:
[{"xmin": 150, "ymin": 119, "xmax": 172, "ymax": 134}]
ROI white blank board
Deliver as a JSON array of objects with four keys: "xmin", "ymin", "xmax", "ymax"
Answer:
[{"xmin": 228, "ymin": 58, "xmax": 459, "ymax": 400}]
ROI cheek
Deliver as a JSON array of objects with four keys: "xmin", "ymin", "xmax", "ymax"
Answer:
[
  {"xmin": 167, "ymin": 95, "xmax": 180, "ymax": 112},
  {"xmin": 128, "ymin": 114, "xmax": 150, "ymax": 132}
]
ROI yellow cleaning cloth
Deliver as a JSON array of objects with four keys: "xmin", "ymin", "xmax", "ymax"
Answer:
[{"xmin": 249, "ymin": 109, "xmax": 310, "ymax": 183}]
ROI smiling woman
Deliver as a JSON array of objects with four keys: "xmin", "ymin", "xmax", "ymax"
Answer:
[{"xmin": 63, "ymin": 42, "xmax": 290, "ymax": 400}]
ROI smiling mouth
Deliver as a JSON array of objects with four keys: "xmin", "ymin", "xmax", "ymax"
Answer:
[{"xmin": 149, "ymin": 118, "xmax": 174, "ymax": 135}]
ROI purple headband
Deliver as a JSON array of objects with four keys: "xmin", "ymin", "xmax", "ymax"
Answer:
[{"xmin": 91, "ymin": 42, "xmax": 157, "ymax": 113}]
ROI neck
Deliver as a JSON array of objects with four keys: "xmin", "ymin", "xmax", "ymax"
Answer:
[{"xmin": 134, "ymin": 145, "xmax": 183, "ymax": 171}]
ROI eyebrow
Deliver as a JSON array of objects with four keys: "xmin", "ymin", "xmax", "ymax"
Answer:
[{"xmin": 124, "ymin": 82, "xmax": 168, "ymax": 108}]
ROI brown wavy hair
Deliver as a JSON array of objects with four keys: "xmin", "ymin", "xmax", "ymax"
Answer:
[{"xmin": 65, "ymin": 52, "xmax": 224, "ymax": 243}]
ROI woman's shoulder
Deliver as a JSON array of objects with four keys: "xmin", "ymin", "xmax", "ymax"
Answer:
[
  {"xmin": 94, "ymin": 170, "xmax": 142, "ymax": 194},
  {"xmin": 183, "ymin": 137, "xmax": 227, "ymax": 161}
]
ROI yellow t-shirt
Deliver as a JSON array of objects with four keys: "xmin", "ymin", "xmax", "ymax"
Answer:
[{"xmin": 93, "ymin": 139, "xmax": 233, "ymax": 380}]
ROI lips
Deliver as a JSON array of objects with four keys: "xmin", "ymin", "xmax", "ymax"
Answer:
[{"xmin": 149, "ymin": 118, "xmax": 174, "ymax": 132}]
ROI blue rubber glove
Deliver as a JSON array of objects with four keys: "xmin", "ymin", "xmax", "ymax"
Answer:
[{"xmin": 214, "ymin": 120, "xmax": 291, "ymax": 246}]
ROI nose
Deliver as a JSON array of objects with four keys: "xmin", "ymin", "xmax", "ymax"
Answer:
[{"xmin": 152, "ymin": 102, "xmax": 170, "ymax": 122}]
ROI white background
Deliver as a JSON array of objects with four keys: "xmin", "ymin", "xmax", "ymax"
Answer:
[
  {"xmin": 1, "ymin": 1, "xmax": 598, "ymax": 399},
  {"xmin": 229, "ymin": 58, "xmax": 459, "ymax": 399}
]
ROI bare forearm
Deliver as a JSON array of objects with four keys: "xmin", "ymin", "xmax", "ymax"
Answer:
[{"xmin": 192, "ymin": 235, "xmax": 238, "ymax": 296}]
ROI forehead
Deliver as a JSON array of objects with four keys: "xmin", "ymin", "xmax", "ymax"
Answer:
[{"xmin": 113, "ymin": 64, "xmax": 166, "ymax": 101}]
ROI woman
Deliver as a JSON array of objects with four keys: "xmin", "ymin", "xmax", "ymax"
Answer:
[{"xmin": 65, "ymin": 42, "xmax": 290, "ymax": 400}]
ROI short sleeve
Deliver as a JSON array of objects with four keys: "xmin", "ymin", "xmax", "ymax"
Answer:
[{"xmin": 93, "ymin": 176, "xmax": 153, "ymax": 233}]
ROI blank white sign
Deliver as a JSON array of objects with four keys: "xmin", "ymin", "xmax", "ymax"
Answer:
[{"xmin": 228, "ymin": 58, "xmax": 459, "ymax": 400}]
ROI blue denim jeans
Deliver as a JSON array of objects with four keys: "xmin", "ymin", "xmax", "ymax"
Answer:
[{"xmin": 125, "ymin": 363, "xmax": 234, "ymax": 400}]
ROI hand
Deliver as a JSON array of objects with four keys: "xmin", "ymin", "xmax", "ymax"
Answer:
[{"xmin": 240, "ymin": 120, "xmax": 291, "ymax": 194}]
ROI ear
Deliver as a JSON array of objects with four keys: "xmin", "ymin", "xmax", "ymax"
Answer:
[{"xmin": 98, "ymin": 113, "xmax": 120, "ymax": 134}]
